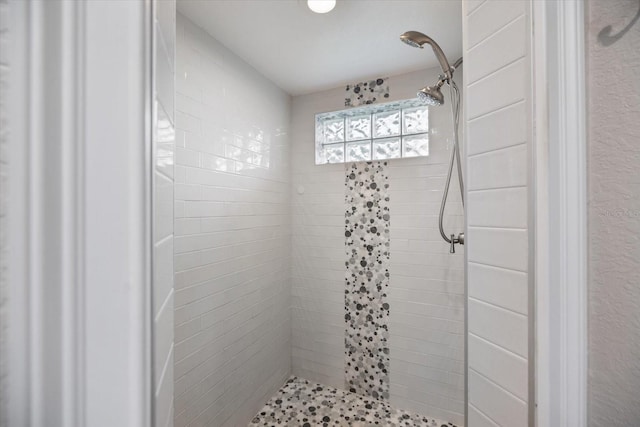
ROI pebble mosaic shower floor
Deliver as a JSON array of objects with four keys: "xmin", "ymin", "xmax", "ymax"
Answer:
[{"xmin": 249, "ymin": 376, "xmax": 459, "ymax": 427}]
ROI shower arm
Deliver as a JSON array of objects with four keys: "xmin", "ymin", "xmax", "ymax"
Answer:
[{"xmin": 452, "ymin": 57, "xmax": 463, "ymax": 71}]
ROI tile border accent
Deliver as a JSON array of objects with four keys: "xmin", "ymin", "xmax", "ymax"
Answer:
[{"xmin": 344, "ymin": 161, "xmax": 391, "ymax": 400}]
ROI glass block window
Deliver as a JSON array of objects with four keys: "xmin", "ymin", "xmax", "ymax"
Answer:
[{"xmin": 315, "ymin": 98, "xmax": 429, "ymax": 164}]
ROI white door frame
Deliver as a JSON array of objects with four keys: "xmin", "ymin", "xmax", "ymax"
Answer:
[
  {"xmin": 4, "ymin": 1, "xmax": 154, "ymax": 426},
  {"xmin": 532, "ymin": 0, "xmax": 588, "ymax": 426}
]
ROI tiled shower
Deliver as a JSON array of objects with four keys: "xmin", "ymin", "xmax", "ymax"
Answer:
[
  {"xmin": 5, "ymin": 0, "xmax": 638, "ymax": 425},
  {"xmin": 173, "ymin": 11, "xmax": 465, "ymax": 427},
  {"xmin": 173, "ymin": 15, "xmax": 292, "ymax": 426},
  {"xmin": 290, "ymin": 70, "xmax": 465, "ymax": 423}
]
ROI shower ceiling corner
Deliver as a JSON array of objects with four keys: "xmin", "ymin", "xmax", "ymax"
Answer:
[{"xmin": 176, "ymin": 0, "xmax": 462, "ymax": 95}]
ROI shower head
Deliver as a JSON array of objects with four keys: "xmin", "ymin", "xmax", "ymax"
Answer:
[
  {"xmin": 399, "ymin": 30, "xmax": 432, "ymax": 48},
  {"xmin": 417, "ymin": 79, "xmax": 445, "ymax": 106},
  {"xmin": 399, "ymin": 31, "xmax": 425, "ymax": 48},
  {"xmin": 418, "ymin": 86, "xmax": 444, "ymax": 107},
  {"xmin": 400, "ymin": 31, "xmax": 453, "ymax": 79}
]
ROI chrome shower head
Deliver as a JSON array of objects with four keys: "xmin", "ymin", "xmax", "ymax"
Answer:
[
  {"xmin": 400, "ymin": 31, "xmax": 431, "ymax": 48},
  {"xmin": 400, "ymin": 30, "xmax": 453, "ymax": 79},
  {"xmin": 399, "ymin": 31, "xmax": 424, "ymax": 48},
  {"xmin": 418, "ymin": 86, "xmax": 444, "ymax": 107},
  {"xmin": 417, "ymin": 81, "xmax": 445, "ymax": 106}
]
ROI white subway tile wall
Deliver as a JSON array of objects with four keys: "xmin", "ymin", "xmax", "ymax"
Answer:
[
  {"xmin": 174, "ymin": 14, "xmax": 291, "ymax": 427},
  {"xmin": 291, "ymin": 68, "xmax": 465, "ymax": 425},
  {"xmin": 387, "ymin": 161, "xmax": 465, "ymax": 425},
  {"xmin": 154, "ymin": 1, "xmax": 176, "ymax": 426},
  {"xmin": 464, "ymin": 0, "xmax": 531, "ymax": 424}
]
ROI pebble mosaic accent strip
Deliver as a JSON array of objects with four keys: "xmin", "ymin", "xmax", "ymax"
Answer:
[
  {"xmin": 345, "ymin": 78, "xmax": 390, "ymax": 107},
  {"xmin": 249, "ymin": 376, "xmax": 458, "ymax": 427},
  {"xmin": 344, "ymin": 161, "xmax": 391, "ymax": 400}
]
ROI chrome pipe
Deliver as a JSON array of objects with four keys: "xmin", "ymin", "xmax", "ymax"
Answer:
[{"xmin": 438, "ymin": 79, "xmax": 464, "ymax": 251}]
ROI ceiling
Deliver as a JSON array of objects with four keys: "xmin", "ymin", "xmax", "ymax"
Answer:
[{"xmin": 176, "ymin": 0, "xmax": 462, "ymax": 96}]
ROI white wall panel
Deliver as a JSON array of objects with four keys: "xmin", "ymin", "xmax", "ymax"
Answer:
[
  {"xmin": 467, "ymin": 15, "xmax": 527, "ymax": 84},
  {"xmin": 467, "ymin": 187, "xmax": 527, "ymax": 229},
  {"xmin": 467, "ymin": 0, "xmax": 525, "ymax": 48},
  {"xmin": 468, "ymin": 370, "xmax": 527, "ymax": 426},
  {"xmin": 467, "ymin": 59, "xmax": 527, "ymax": 120},
  {"xmin": 467, "ymin": 227, "xmax": 528, "ymax": 272},
  {"xmin": 468, "ymin": 334, "xmax": 527, "ymax": 400},
  {"xmin": 464, "ymin": 0, "xmax": 532, "ymax": 424},
  {"xmin": 467, "ymin": 262, "xmax": 527, "ymax": 315},
  {"xmin": 468, "ymin": 405, "xmax": 500, "ymax": 427},
  {"xmin": 468, "ymin": 300, "xmax": 527, "ymax": 358},
  {"xmin": 153, "ymin": 1, "xmax": 176, "ymax": 426},
  {"xmin": 467, "ymin": 101, "xmax": 527, "ymax": 156},
  {"xmin": 468, "ymin": 143, "xmax": 527, "ymax": 190}
]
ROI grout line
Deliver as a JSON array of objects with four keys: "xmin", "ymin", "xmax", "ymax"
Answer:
[
  {"xmin": 467, "ymin": 140, "xmax": 527, "ymax": 159},
  {"xmin": 154, "ymin": 288, "xmax": 174, "ymax": 324},
  {"xmin": 468, "ymin": 403, "xmax": 501, "ymax": 426},
  {"xmin": 469, "ymin": 333, "xmax": 528, "ymax": 363},
  {"xmin": 467, "ymin": 11, "xmax": 525, "ymax": 50},
  {"xmin": 468, "ymin": 99, "xmax": 526, "ymax": 123},
  {"xmin": 466, "ymin": 183, "xmax": 528, "ymax": 193},
  {"xmin": 466, "ymin": 0, "xmax": 488, "ymax": 17},
  {"xmin": 154, "ymin": 233, "xmax": 173, "ymax": 248},
  {"xmin": 468, "ymin": 296, "xmax": 528, "ymax": 321},
  {"xmin": 469, "ymin": 367, "xmax": 528, "ymax": 405},
  {"xmin": 467, "ymin": 55, "xmax": 526, "ymax": 88},
  {"xmin": 466, "ymin": 185, "xmax": 526, "ymax": 194},
  {"xmin": 466, "ymin": 258, "xmax": 527, "ymax": 274},
  {"xmin": 155, "ymin": 344, "xmax": 174, "ymax": 396},
  {"xmin": 467, "ymin": 225, "xmax": 527, "ymax": 231}
]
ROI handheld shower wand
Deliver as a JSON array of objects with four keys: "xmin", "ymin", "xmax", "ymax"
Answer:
[
  {"xmin": 400, "ymin": 31, "xmax": 463, "ymax": 107},
  {"xmin": 400, "ymin": 31, "xmax": 454, "ymax": 80},
  {"xmin": 400, "ymin": 31, "xmax": 465, "ymax": 253}
]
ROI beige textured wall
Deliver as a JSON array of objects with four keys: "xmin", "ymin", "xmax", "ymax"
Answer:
[
  {"xmin": 586, "ymin": 1, "xmax": 640, "ymax": 425},
  {"xmin": 0, "ymin": 0, "xmax": 8, "ymax": 425}
]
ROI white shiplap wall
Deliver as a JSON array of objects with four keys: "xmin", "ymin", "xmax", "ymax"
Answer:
[
  {"xmin": 464, "ymin": 0, "xmax": 532, "ymax": 425},
  {"xmin": 173, "ymin": 14, "xmax": 292, "ymax": 427},
  {"xmin": 153, "ymin": 1, "xmax": 176, "ymax": 426},
  {"xmin": 291, "ymin": 68, "xmax": 465, "ymax": 424}
]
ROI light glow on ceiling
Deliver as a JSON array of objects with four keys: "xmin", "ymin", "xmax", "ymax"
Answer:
[{"xmin": 307, "ymin": 0, "xmax": 336, "ymax": 14}]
